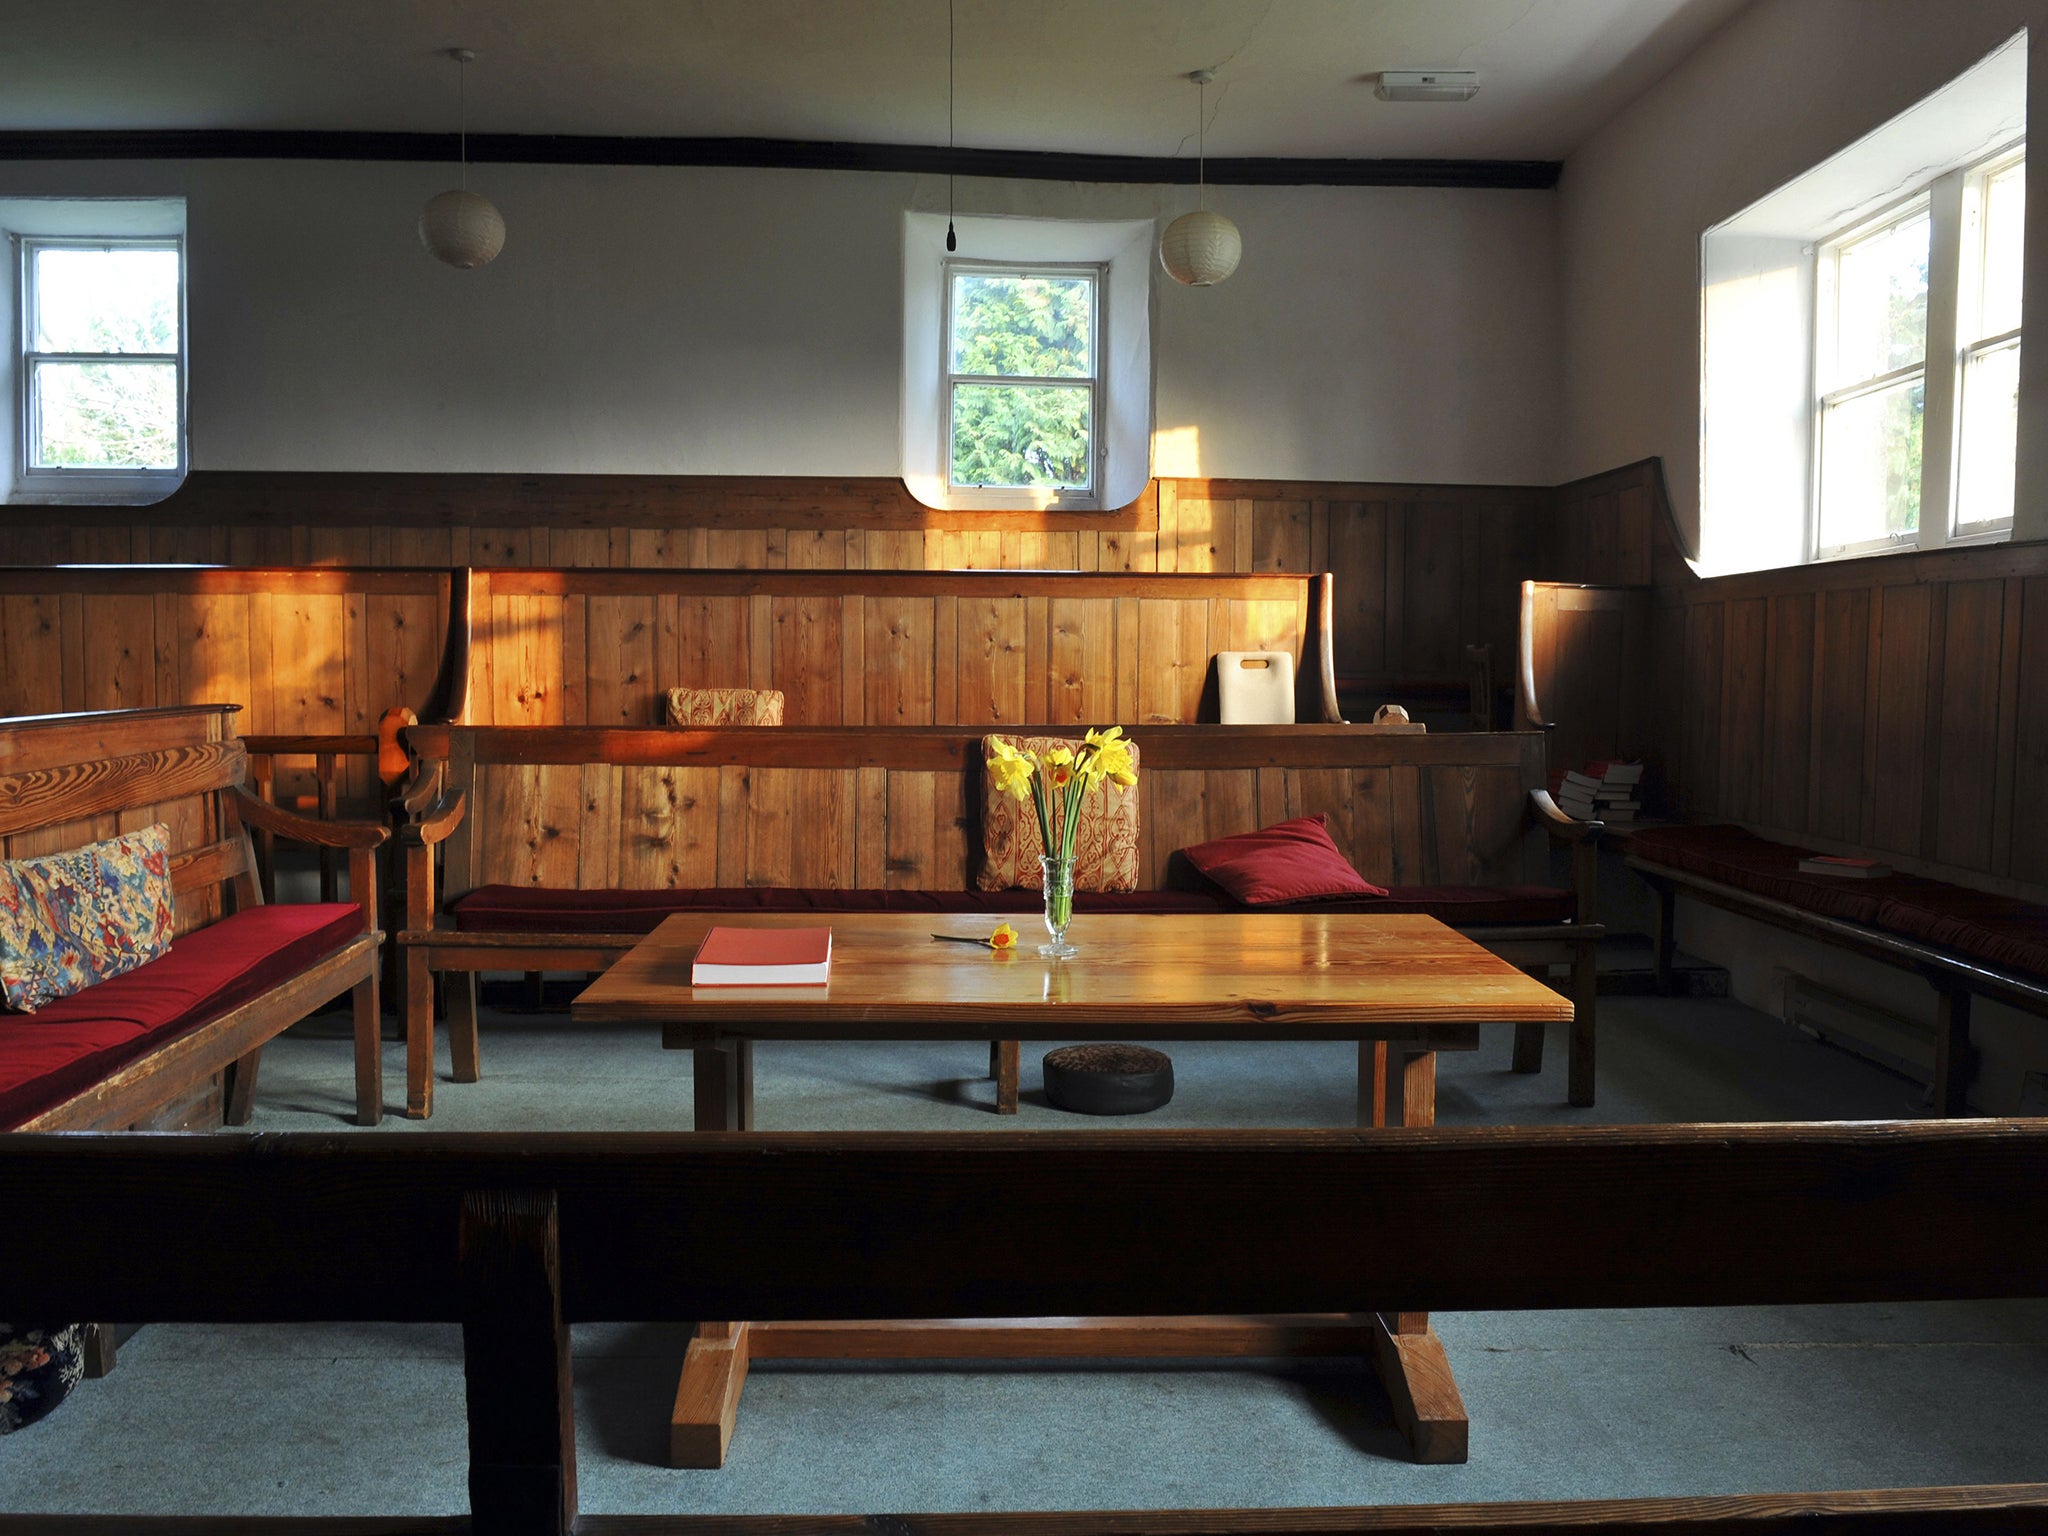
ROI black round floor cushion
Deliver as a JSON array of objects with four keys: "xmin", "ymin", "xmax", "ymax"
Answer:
[
  {"xmin": 0, "ymin": 1324, "xmax": 84, "ymax": 1434},
  {"xmin": 1042, "ymin": 1043, "xmax": 1175, "ymax": 1115}
]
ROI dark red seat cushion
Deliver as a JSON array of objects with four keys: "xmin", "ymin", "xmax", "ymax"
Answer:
[
  {"xmin": 1629, "ymin": 824, "xmax": 2048, "ymax": 982},
  {"xmin": 0, "ymin": 902, "xmax": 363, "ymax": 1130},
  {"xmin": 1876, "ymin": 889, "xmax": 2048, "ymax": 978}
]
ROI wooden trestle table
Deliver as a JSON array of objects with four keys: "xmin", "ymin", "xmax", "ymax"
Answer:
[{"xmin": 570, "ymin": 909, "xmax": 1574, "ymax": 1471}]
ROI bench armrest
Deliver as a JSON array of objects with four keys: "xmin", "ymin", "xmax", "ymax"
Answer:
[
  {"xmin": 395, "ymin": 789, "xmax": 466, "ymax": 938},
  {"xmin": 1530, "ymin": 789, "xmax": 1603, "ymax": 843},
  {"xmin": 398, "ymin": 789, "xmax": 467, "ymax": 849},
  {"xmin": 230, "ymin": 786, "xmax": 388, "ymax": 849}
]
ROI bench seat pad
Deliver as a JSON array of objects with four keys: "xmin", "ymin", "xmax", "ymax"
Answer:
[
  {"xmin": 0, "ymin": 902, "xmax": 363, "ymax": 1129},
  {"xmin": 449, "ymin": 883, "xmax": 1576, "ymax": 933},
  {"xmin": 1628, "ymin": 824, "xmax": 2048, "ymax": 979}
]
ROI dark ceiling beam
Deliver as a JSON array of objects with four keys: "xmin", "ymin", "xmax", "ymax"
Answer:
[{"xmin": 0, "ymin": 129, "xmax": 1561, "ymax": 189}]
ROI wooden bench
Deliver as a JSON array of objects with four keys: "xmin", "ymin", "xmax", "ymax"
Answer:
[
  {"xmin": 4, "ymin": 1121, "xmax": 2045, "ymax": 1532},
  {"xmin": 394, "ymin": 723, "xmax": 1603, "ymax": 1118},
  {"xmin": 1624, "ymin": 823, "xmax": 2048, "ymax": 1116},
  {"xmin": 0, "ymin": 705, "xmax": 388, "ymax": 1129}
]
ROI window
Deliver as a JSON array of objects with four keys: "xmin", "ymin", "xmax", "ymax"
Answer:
[
  {"xmin": 1815, "ymin": 202, "xmax": 1931, "ymax": 556},
  {"xmin": 1954, "ymin": 151, "xmax": 2024, "ymax": 533},
  {"xmin": 901, "ymin": 214, "xmax": 1152, "ymax": 515},
  {"xmin": 17, "ymin": 237, "xmax": 184, "ymax": 484},
  {"xmin": 944, "ymin": 263, "xmax": 1102, "ymax": 506},
  {"xmin": 1698, "ymin": 32, "xmax": 2024, "ymax": 575}
]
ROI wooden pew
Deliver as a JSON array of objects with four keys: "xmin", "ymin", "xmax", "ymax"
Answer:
[
  {"xmin": 393, "ymin": 724, "xmax": 1602, "ymax": 1117},
  {"xmin": 3, "ymin": 1121, "xmax": 2045, "ymax": 1533}
]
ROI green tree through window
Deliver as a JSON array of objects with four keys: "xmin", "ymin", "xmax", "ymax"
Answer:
[{"xmin": 947, "ymin": 269, "xmax": 1097, "ymax": 494}]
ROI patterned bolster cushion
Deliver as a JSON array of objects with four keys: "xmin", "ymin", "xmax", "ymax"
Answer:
[
  {"xmin": 0, "ymin": 824, "xmax": 175, "ymax": 1013},
  {"xmin": 977, "ymin": 735, "xmax": 1141, "ymax": 893},
  {"xmin": 665, "ymin": 687, "xmax": 786, "ymax": 726}
]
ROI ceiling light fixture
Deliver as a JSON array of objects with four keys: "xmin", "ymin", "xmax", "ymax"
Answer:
[
  {"xmin": 1159, "ymin": 68, "xmax": 1241, "ymax": 288},
  {"xmin": 1374, "ymin": 69, "xmax": 1481, "ymax": 103},
  {"xmin": 419, "ymin": 47, "xmax": 505, "ymax": 270}
]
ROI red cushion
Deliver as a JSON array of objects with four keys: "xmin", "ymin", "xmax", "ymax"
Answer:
[
  {"xmin": 1178, "ymin": 815, "xmax": 1389, "ymax": 905},
  {"xmin": 0, "ymin": 902, "xmax": 364, "ymax": 1129},
  {"xmin": 452, "ymin": 885, "xmax": 1230, "ymax": 933},
  {"xmin": 1876, "ymin": 890, "xmax": 2048, "ymax": 978}
]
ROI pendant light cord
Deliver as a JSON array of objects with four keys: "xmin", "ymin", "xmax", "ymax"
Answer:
[
  {"xmin": 1196, "ymin": 75, "xmax": 1206, "ymax": 213},
  {"xmin": 459, "ymin": 51, "xmax": 469, "ymax": 193},
  {"xmin": 946, "ymin": 0, "xmax": 957, "ymax": 251}
]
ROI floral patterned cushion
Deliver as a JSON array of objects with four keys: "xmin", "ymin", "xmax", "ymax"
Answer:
[
  {"xmin": 977, "ymin": 735, "xmax": 1141, "ymax": 893},
  {"xmin": 666, "ymin": 688, "xmax": 786, "ymax": 727},
  {"xmin": 0, "ymin": 824, "xmax": 176, "ymax": 1013},
  {"xmin": 0, "ymin": 1324, "xmax": 84, "ymax": 1433}
]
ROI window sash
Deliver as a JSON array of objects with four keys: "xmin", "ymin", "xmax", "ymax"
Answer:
[
  {"xmin": 942, "ymin": 260, "xmax": 1104, "ymax": 507},
  {"xmin": 17, "ymin": 236, "xmax": 187, "ymax": 481}
]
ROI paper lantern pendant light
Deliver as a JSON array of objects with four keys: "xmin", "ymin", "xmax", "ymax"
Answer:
[
  {"xmin": 421, "ymin": 48, "xmax": 504, "ymax": 270},
  {"xmin": 1160, "ymin": 68, "xmax": 1240, "ymax": 287}
]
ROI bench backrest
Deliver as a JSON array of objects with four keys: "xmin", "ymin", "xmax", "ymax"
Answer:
[
  {"xmin": 4, "ymin": 1123, "xmax": 2045, "ymax": 1534},
  {"xmin": 0, "ymin": 704, "xmax": 258, "ymax": 936},
  {"xmin": 403, "ymin": 724, "xmax": 1549, "ymax": 898}
]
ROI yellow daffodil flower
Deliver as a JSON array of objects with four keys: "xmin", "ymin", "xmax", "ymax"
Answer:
[
  {"xmin": 987, "ymin": 738, "xmax": 1036, "ymax": 800},
  {"xmin": 988, "ymin": 922, "xmax": 1018, "ymax": 950}
]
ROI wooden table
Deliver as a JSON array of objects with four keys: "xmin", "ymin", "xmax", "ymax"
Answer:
[{"xmin": 572, "ymin": 909, "xmax": 1573, "ymax": 1472}]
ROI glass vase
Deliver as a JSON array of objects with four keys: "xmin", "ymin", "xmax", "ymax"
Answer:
[{"xmin": 1039, "ymin": 852, "xmax": 1078, "ymax": 958}]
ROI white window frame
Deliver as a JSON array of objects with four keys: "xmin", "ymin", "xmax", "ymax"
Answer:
[
  {"xmin": 941, "ymin": 258, "xmax": 1106, "ymax": 511},
  {"xmin": 1809, "ymin": 140, "xmax": 2023, "ymax": 562},
  {"xmin": 15, "ymin": 234, "xmax": 187, "ymax": 493}
]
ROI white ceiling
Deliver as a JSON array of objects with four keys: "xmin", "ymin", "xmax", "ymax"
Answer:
[{"xmin": 0, "ymin": 0, "xmax": 1758, "ymax": 163}]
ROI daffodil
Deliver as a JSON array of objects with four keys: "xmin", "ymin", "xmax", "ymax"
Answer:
[
  {"xmin": 988, "ymin": 922, "xmax": 1018, "ymax": 950},
  {"xmin": 987, "ymin": 737, "xmax": 1036, "ymax": 800}
]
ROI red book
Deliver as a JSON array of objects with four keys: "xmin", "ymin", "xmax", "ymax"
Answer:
[{"xmin": 691, "ymin": 926, "xmax": 833, "ymax": 986}]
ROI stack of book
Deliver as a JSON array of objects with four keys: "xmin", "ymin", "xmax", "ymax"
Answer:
[
  {"xmin": 1586, "ymin": 759, "xmax": 1644, "ymax": 824},
  {"xmin": 1550, "ymin": 760, "xmax": 1645, "ymax": 823}
]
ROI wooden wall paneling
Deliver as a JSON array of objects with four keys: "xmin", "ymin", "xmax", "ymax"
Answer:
[
  {"xmin": 0, "ymin": 595, "xmax": 65, "ymax": 717},
  {"xmin": 470, "ymin": 527, "xmax": 536, "ymax": 566},
  {"xmin": 1153, "ymin": 481, "xmax": 1178, "ymax": 574},
  {"xmin": 715, "ymin": 765, "xmax": 750, "ymax": 885},
  {"xmin": 1047, "ymin": 596, "xmax": 1114, "ymax": 725},
  {"xmin": 883, "ymin": 770, "xmax": 937, "ymax": 888},
  {"xmin": 1718, "ymin": 598, "xmax": 1767, "ymax": 825},
  {"xmin": 1202, "ymin": 768, "xmax": 1259, "ymax": 844},
  {"xmin": 771, "ymin": 595, "xmax": 846, "ymax": 727},
  {"xmin": 586, "ymin": 596, "xmax": 661, "ymax": 728},
  {"xmin": 1869, "ymin": 583, "xmax": 1932, "ymax": 857},
  {"xmin": 1342, "ymin": 768, "xmax": 1393, "ymax": 885},
  {"xmin": 304, "ymin": 527, "xmax": 374, "ymax": 566},
  {"xmin": 478, "ymin": 763, "xmax": 583, "ymax": 888},
  {"xmin": 1990, "ymin": 577, "xmax": 2025, "ymax": 879},
  {"xmin": 80, "ymin": 594, "xmax": 157, "ymax": 713},
  {"xmin": 789, "ymin": 769, "xmax": 858, "ymax": 888},
  {"xmin": 1616, "ymin": 482, "xmax": 1653, "ymax": 584},
  {"xmin": 864, "ymin": 597, "xmax": 937, "ymax": 725},
  {"xmin": 615, "ymin": 766, "xmax": 717, "ymax": 888},
  {"xmin": 862, "ymin": 530, "xmax": 926, "ymax": 569},
  {"xmin": 576, "ymin": 763, "xmax": 623, "ymax": 892},
  {"xmin": 1762, "ymin": 593, "xmax": 1815, "ymax": 835},
  {"xmin": 489, "ymin": 593, "xmax": 566, "ymax": 726},
  {"xmin": 1400, "ymin": 504, "xmax": 1463, "ymax": 679},
  {"xmin": 1111, "ymin": 596, "xmax": 1141, "ymax": 724},
  {"xmin": 2008, "ymin": 576, "xmax": 2048, "ymax": 884},
  {"xmin": 547, "ymin": 528, "xmax": 614, "ymax": 568},
  {"xmin": 1250, "ymin": 500, "xmax": 1312, "ymax": 573},
  {"xmin": 1136, "ymin": 599, "xmax": 1209, "ymax": 725},
  {"xmin": 706, "ymin": 530, "xmax": 770, "ymax": 570},
  {"xmin": 625, "ymin": 528, "xmax": 704, "ymax": 568},
  {"xmin": 387, "ymin": 527, "xmax": 459, "ymax": 567},
  {"xmin": 1810, "ymin": 587, "xmax": 1872, "ymax": 843},
  {"xmin": 931, "ymin": 595, "xmax": 960, "ymax": 723},
  {"xmin": 1680, "ymin": 602, "xmax": 1725, "ymax": 819},
  {"xmin": 69, "ymin": 526, "xmax": 134, "ymax": 562},
  {"xmin": 839, "ymin": 596, "xmax": 865, "ymax": 727},
  {"xmin": 783, "ymin": 528, "xmax": 849, "ymax": 570},
  {"xmin": 673, "ymin": 596, "xmax": 755, "ymax": 697},
  {"xmin": 1171, "ymin": 495, "xmax": 1231, "ymax": 573},
  {"xmin": 854, "ymin": 766, "xmax": 889, "ymax": 886},
  {"xmin": 58, "ymin": 592, "xmax": 84, "ymax": 711},
  {"xmin": 933, "ymin": 760, "xmax": 972, "ymax": 887},
  {"xmin": 1933, "ymin": 579, "xmax": 2006, "ymax": 871},
  {"xmin": 1142, "ymin": 769, "xmax": 1208, "ymax": 888},
  {"xmin": 1023, "ymin": 596, "xmax": 1051, "ymax": 724},
  {"xmin": 742, "ymin": 767, "xmax": 796, "ymax": 888}
]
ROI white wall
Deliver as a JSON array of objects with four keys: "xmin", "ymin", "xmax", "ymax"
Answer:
[
  {"xmin": 1558, "ymin": 0, "xmax": 2048, "ymax": 553},
  {"xmin": 0, "ymin": 158, "xmax": 1561, "ymax": 487}
]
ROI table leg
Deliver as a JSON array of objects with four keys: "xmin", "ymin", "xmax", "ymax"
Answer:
[
  {"xmin": 692, "ymin": 1037, "xmax": 755, "ymax": 1132},
  {"xmin": 670, "ymin": 1321, "xmax": 751, "ymax": 1469},
  {"xmin": 1368, "ymin": 1046, "xmax": 1468, "ymax": 1462}
]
